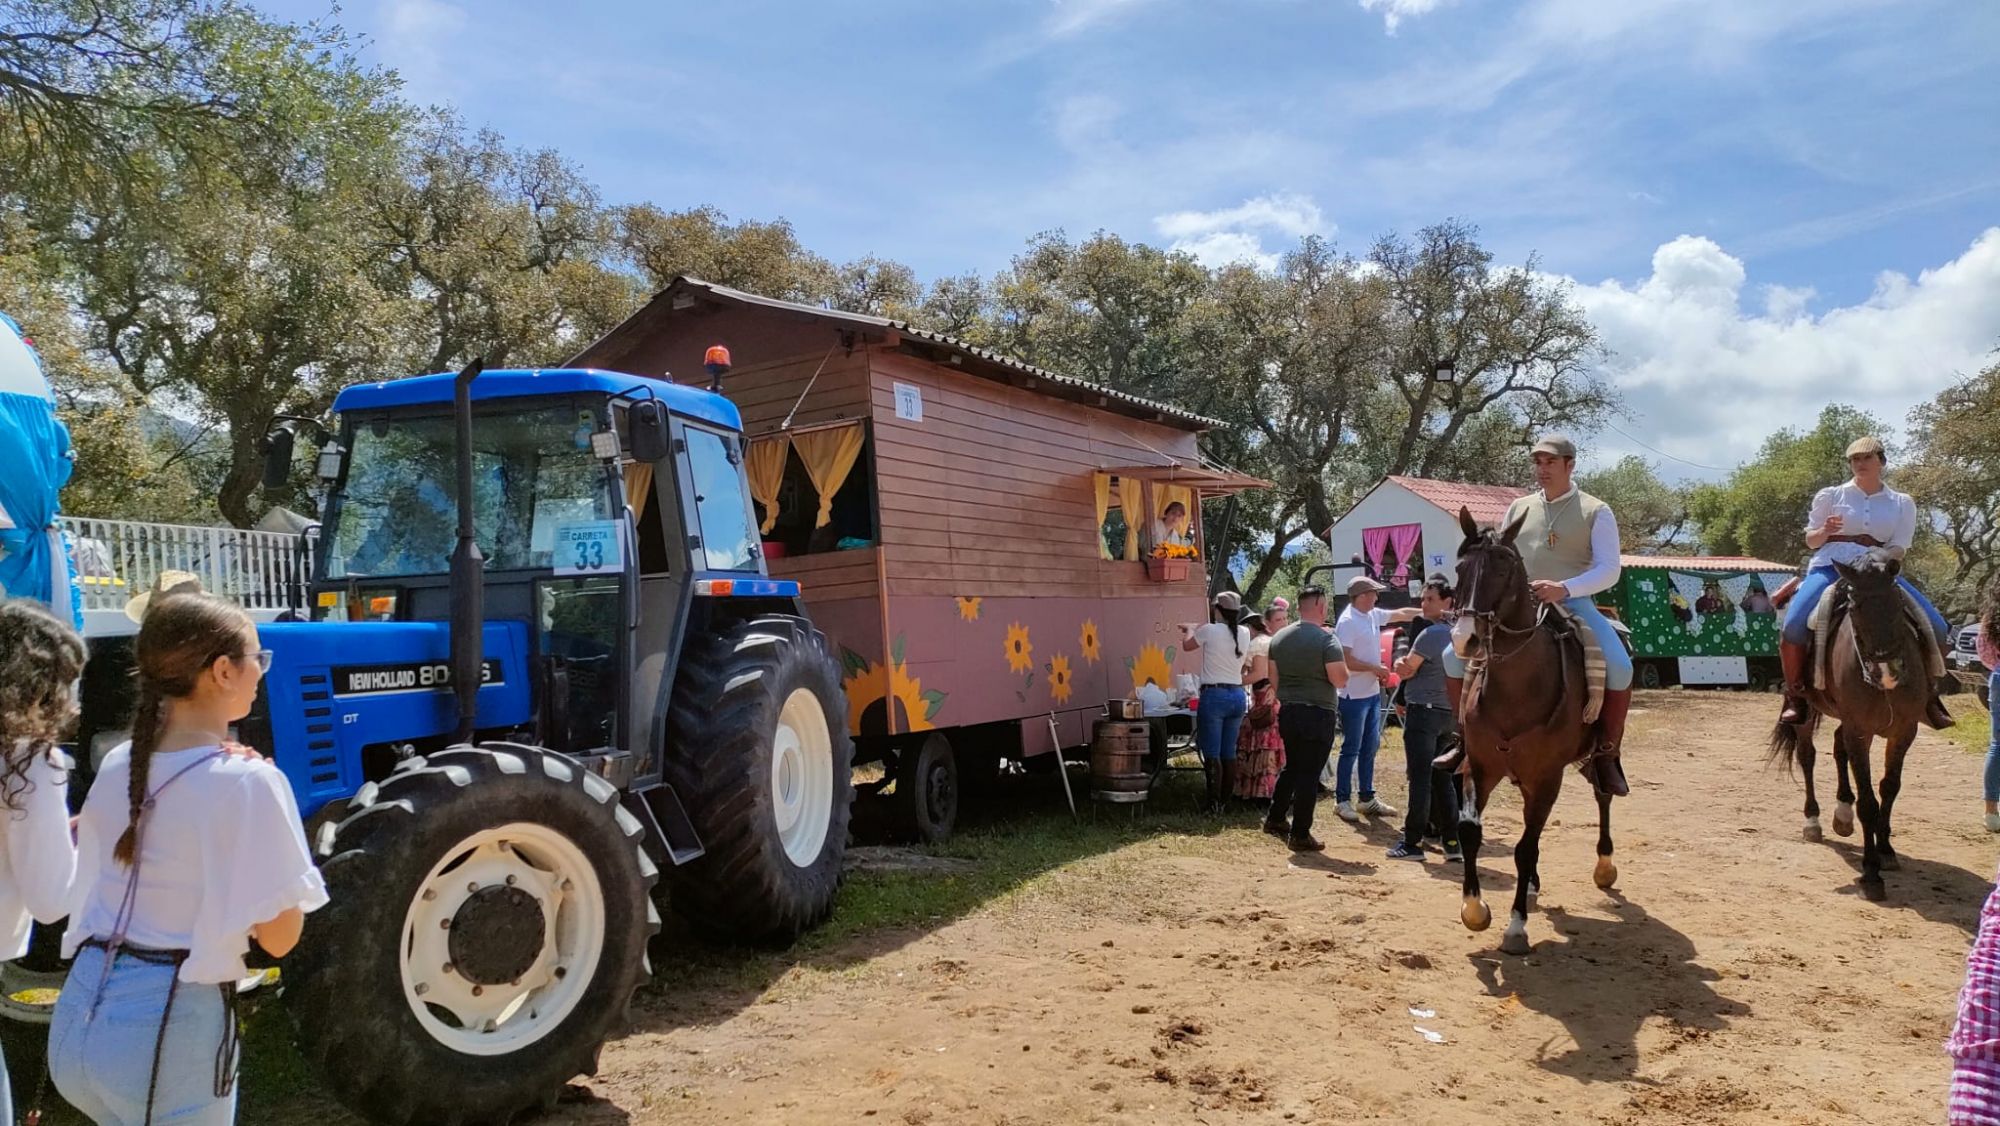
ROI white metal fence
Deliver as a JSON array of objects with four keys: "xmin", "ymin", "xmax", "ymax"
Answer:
[{"xmin": 62, "ymin": 516, "xmax": 315, "ymax": 614}]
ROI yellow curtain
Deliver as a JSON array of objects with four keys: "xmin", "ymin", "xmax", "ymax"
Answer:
[
  {"xmin": 793, "ymin": 424, "xmax": 866, "ymax": 529},
  {"xmin": 623, "ymin": 462, "xmax": 655, "ymax": 518},
  {"xmin": 1159, "ymin": 484, "xmax": 1193, "ymax": 519},
  {"xmin": 746, "ymin": 435, "xmax": 791, "ymax": 533},
  {"xmin": 1119, "ymin": 475, "xmax": 1143, "ymax": 561},
  {"xmin": 1093, "ymin": 473, "xmax": 1113, "ymax": 560}
]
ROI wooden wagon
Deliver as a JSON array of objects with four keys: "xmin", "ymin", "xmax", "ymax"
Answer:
[{"xmin": 573, "ymin": 278, "xmax": 1263, "ymax": 837}]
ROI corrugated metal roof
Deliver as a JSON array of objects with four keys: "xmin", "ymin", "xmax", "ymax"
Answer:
[
  {"xmin": 1620, "ymin": 554, "xmax": 1795, "ymax": 573},
  {"xmin": 1384, "ymin": 475, "xmax": 1533, "ymax": 525},
  {"xmin": 663, "ymin": 277, "xmax": 1225, "ymax": 431}
]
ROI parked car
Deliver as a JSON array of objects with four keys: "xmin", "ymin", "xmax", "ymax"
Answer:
[{"xmin": 1955, "ymin": 622, "xmax": 1989, "ymax": 674}]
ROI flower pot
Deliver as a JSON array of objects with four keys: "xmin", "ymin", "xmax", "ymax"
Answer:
[{"xmin": 1145, "ymin": 558, "xmax": 1191, "ymax": 583}]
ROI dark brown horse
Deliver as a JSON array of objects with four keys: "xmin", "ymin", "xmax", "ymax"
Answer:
[
  {"xmin": 1770, "ymin": 552, "xmax": 1927, "ymax": 900},
  {"xmin": 1450, "ymin": 507, "xmax": 1617, "ymax": 955}
]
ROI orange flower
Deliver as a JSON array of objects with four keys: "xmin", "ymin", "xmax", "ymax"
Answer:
[
  {"xmin": 1080, "ymin": 620, "xmax": 1102, "ymax": 663},
  {"xmin": 1004, "ymin": 623, "xmax": 1034, "ymax": 674}
]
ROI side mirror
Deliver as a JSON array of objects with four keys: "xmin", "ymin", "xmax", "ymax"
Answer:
[
  {"xmin": 261, "ymin": 427, "xmax": 296, "ymax": 492},
  {"xmin": 628, "ymin": 400, "xmax": 671, "ymax": 463}
]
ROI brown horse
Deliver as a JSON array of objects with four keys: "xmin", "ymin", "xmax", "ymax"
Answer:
[
  {"xmin": 1450, "ymin": 506, "xmax": 1617, "ymax": 956},
  {"xmin": 1770, "ymin": 552, "xmax": 1927, "ymax": 901}
]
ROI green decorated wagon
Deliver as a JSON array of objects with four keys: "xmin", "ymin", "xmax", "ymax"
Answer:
[{"xmin": 1600, "ymin": 554, "xmax": 1798, "ymax": 691}]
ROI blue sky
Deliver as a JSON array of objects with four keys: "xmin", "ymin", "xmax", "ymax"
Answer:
[{"xmin": 262, "ymin": 0, "xmax": 2000, "ymax": 478}]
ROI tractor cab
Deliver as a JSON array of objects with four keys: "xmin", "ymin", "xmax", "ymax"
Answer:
[{"xmin": 258, "ymin": 368, "xmax": 798, "ymax": 809}]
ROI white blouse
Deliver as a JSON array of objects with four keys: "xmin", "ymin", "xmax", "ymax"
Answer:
[
  {"xmin": 63, "ymin": 743, "xmax": 328, "ymax": 984},
  {"xmin": 0, "ymin": 740, "xmax": 77, "ymax": 961},
  {"xmin": 1807, "ymin": 480, "xmax": 1917, "ymax": 570}
]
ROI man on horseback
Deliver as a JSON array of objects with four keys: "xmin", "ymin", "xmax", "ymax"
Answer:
[
  {"xmin": 1777, "ymin": 436, "xmax": 1955, "ymax": 730},
  {"xmin": 1438, "ymin": 434, "xmax": 1634, "ymax": 796}
]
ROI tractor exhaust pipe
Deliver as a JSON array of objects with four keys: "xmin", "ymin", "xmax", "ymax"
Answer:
[{"xmin": 450, "ymin": 358, "xmax": 486, "ymax": 744}]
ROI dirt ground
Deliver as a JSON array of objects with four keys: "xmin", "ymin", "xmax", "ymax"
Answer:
[
  {"xmin": 32, "ymin": 690, "xmax": 1987, "ymax": 1125},
  {"xmin": 516, "ymin": 690, "xmax": 1991, "ymax": 1126}
]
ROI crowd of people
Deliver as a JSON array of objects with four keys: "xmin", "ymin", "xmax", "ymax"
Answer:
[{"xmin": 0, "ymin": 585, "xmax": 325, "ymax": 1125}]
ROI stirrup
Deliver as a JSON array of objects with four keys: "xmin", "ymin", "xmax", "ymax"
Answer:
[{"xmin": 1431, "ymin": 744, "xmax": 1465, "ymax": 772}]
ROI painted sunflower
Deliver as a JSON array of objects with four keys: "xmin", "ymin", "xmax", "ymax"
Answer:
[
  {"xmin": 1129, "ymin": 642, "xmax": 1174, "ymax": 692},
  {"xmin": 1048, "ymin": 654, "xmax": 1074, "ymax": 704},
  {"xmin": 956, "ymin": 596, "xmax": 983, "ymax": 622},
  {"xmin": 1004, "ymin": 623, "xmax": 1034, "ymax": 674},
  {"xmin": 1079, "ymin": 619, "xmax": 1101, "ymax": 663}
]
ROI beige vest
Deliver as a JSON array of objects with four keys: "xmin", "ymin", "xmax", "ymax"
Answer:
[{"xmin": 1506, "ymin": 489, "xmax": 1607, "ymax": 583}]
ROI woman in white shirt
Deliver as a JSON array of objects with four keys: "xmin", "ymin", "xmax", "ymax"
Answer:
[
  {"xmin": 1181, "ymin": 590, "xmax": 1251, "ymax": 812},
  {"xmin": 0, "ymin": 600, "xmax": 86, "ymax": 1124},
  {"xmin": 1777, "ymin": 436, "xmax": 1956, "ymax": 728},
  {"xmin": 49, "ymin": 591, "xmax": 328, "ymax": 1125}
]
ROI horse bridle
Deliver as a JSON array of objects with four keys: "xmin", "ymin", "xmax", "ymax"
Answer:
[{"xmin": 1459, "ymin": 545, "xmax": 1548, "ymax": 667}]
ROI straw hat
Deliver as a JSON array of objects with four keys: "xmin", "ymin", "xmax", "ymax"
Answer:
[{"xmin": 123, "ymin": 570, "xmax": 204, "ymax": 623}]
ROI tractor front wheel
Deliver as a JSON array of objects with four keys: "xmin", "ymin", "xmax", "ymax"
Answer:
[{"xmin": 285, "ymin": 743, "xmax": 657, "ymax": 1126}]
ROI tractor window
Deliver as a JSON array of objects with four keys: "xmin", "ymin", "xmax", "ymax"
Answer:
[
  {"xmin": 326, "ymin": 407, "xmax": 613, "ymax": 578},
  {"xmin": 682, "ymin": 427, "xmax": 759, "ymax": 572}
]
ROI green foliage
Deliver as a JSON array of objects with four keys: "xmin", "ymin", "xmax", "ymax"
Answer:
[
  {"xmin": 1902, "ymin": 359, "xmax": 2000, "ymax": 618},
  {"xmin": 1686, "ymin": 403, "xmax": 1888, "ymax": 564},
  {"xmin": 1579, "ymin": 456, "xmax": 1690, "ymax": 554}
]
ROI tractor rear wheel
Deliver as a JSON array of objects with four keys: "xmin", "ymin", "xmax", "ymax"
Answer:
[
  {"xmin": 664, "ymin": 615, "xmax": 854, "ymax": 943},
  {"xmin": 285, "ymin": 743, "xmax": 657, "ymax": 1126}
]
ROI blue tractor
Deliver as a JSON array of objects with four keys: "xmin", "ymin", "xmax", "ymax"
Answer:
[{"xmin": 252, "ymin": 362, "xmax": 853, "ymax": 1123}]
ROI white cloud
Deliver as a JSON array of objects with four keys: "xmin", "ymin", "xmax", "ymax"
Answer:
[
  {"xmin": 1046, "ymin": 0, "xmax": 1157, "ymax": 38},
  {"xmin": 1561, "ymin": 229, "xmax": 2000, "ymax": 479},
  {"xmin": 1153, "ymin": 193, "xmax": 1328, "ymax": 269},
  {"xmin": 1359, "ymin": 0, "xmax": 1446, "ymax": 34}
]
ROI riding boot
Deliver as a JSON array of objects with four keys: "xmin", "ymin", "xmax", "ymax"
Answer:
[
  {"xmin": 1432, "ymin": 678, "xmax": 1467, "ymax": 771},
  {"xmin": 1927, "ymin": 656, "xmax": 1956, "ymax": 729},
  {"xmin": 1778, "ymin": 639, "xmax": 1811, "ymax": 725},
  {"xmin": 1584, "ymin": 687, "xmax": 1632, "ymax": 798},
  {"xmin": 1218, "ymin": 758, "xmax": 1239, "ymax": 809}
]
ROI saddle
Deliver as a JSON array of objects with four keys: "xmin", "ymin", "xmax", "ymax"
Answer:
[
  {"xmin": 1807, "ymin": 582, "xmax": 1944, "ymax": 691},
  {"xmin": 1459, "ymin": 605, "xmax": 1606, "ymax": 772}
]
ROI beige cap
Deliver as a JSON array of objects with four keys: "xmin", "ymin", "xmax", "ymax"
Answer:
[
  {"xmin": 123, "ymin": 569, "xmax": 204, "ymax": 624},
  {"xmin": 1213, "ymin": 590, "xmax": 1242, "ymax": 612},
  {"xmin": 1347, "ymin": 575, "xmax": 1387, "ymax": 596},
  {"xmin": 1845, "ymin": 435, "xmax": 1886, "ymax": 460},
  {"xmin": 1531, "ymin": 434, "xmax": 1577, "ymax": 459}
]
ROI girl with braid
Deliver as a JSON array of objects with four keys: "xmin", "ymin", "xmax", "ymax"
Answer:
[
  {"xmin": 0, "ymin": 600, "xmax": 87, "ymax": 1123},
  {"xmin": 50, "ymin": 592, "xmax": 326, "ymax": 1125}
]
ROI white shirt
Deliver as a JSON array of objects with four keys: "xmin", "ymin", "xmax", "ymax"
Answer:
[
  {"xmin": 1537, "ymin": 487, "xmax": 1625, "ymax": 599},
  {"xmin": 0, "ymin": 741, "xmax": 77, "ymax": 960},
  {"xmin": 1807, "ymin": 480, "xmax": 1917, "ymax": 569},
  {"xmin": 1335, "ymin": 605, "xmax": 1393, "ymax": 699},
  {"xmin": 64, "ymin": 744, "xmax": 329, "ymax": 984},
  {"xmin": 1192, "ymin": 623, "xmax": 1251, "ymax": 685}
]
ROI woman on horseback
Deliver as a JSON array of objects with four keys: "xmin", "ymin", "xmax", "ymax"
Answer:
[{"xmin": 1777, "ymin": 436, "xmax": 1954, "ymax": 728}]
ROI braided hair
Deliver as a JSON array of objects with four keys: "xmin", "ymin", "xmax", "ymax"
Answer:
[
  {"xmin": 1212, "ymin": 601, "xmax": 1245, "ymax": 658},
  {"xmin": 0, "ymin": 600, "xmax": 87, "ymax": 815},
  {"xmin": 117, "ymin": 592, "xmax": 257, "ymax": 867}
]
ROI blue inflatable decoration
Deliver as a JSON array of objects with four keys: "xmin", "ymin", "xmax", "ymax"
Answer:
[{"xmin": 0, "ymin": 311, "xmax": 81, "ymax": 626}]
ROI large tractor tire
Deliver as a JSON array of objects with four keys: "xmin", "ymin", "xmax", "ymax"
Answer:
[
  {"xmin": 664, "ymin": 615, "xmax": 854, "ymax": 943},
  {"xmin": 285, "ymin": 743, "xmax": 657, "ymax": 1126}
]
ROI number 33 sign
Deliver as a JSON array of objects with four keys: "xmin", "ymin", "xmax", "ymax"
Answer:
[{"xmin": 555, "ymin": 521, "xmax": 624, "ymax": 576}]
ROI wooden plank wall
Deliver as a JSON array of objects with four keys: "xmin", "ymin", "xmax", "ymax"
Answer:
[
  {"xmin": 866, "ymin": 349, "xmax": 1209, "ymax": 600},
  {"xmin": 767, "ymin": 545, "xmax": 881, "ymax": 604},
  {"xmin": 713, "ymin": 350, "xmax": 872, "ymax": 437}
]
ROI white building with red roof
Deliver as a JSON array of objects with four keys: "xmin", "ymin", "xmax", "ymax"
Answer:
[{"xmin": 1323, "ymin": 475, "xmax": 1533, "ymax": 596}]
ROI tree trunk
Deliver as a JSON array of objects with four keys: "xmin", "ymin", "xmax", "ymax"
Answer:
[{"xmin": 216, "ymin": 418, "xmax": 269, "ymax": 528}]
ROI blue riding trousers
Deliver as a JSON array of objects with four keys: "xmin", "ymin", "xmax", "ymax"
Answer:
[
  {"xmin": 1780, "ymin": 565, "xmax": 1951, "ymax": 649},
  {"xmin": 1195, "ymin": 684, "xmax": 1247, "ymax": 763},
  {"xmin": 1563, "ymin": 596, "xmax": 1634, "ymax": 691}
]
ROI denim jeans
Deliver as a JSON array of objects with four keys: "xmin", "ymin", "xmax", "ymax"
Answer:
[
  {"xmin": 1782, "ymin": 566, "xmax": 1953, "ymax": 649},
  {"xmin": 1336, "ymin": 693, "xmax": 1383, "ymax": 802},
  {"xmin": 1562, "ymin": 596, "xmax": 1634, "ymax": 691},
  {"xmin": 1270, "ymin": 704, "xmax": 1339, "ymax": 840},
  {"xmin": 1196, "ymin": 684, "xmax": 1247, "ymax": 763},
  {"xmin": 50, "ymin": 944, "xmax": 237, "ymax": 1126},
  {"xmin": 1401, "ymin": 703, "xmax": 1462, "ymax": 850},
  {"xmin": 1985, "ymin": 671, "xmax": 2000, "ymax": 804}
]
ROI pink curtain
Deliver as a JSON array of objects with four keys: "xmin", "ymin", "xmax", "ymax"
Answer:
[
  {"xmin": 1388, "ymin": 524, "xmax": 1423, "ymax": 585},
  {"xmin": 1362, "ymin": 526, "xmax": 1393, "ymax": 581}
]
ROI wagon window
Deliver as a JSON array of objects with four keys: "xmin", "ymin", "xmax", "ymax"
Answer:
[{"xmin": 750, "ymin": 424, "xmax": 875, "ymax": 559}]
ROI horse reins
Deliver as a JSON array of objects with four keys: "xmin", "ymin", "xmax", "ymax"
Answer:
[{"xmin": 1459, "ymin": 549, "xmax": 1549, "ymax": 667}]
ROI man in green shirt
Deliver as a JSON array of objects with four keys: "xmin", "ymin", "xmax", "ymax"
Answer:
[{"xmin": 1262, "ymin": 586, "xmax": 1351, "ymax": 851}]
